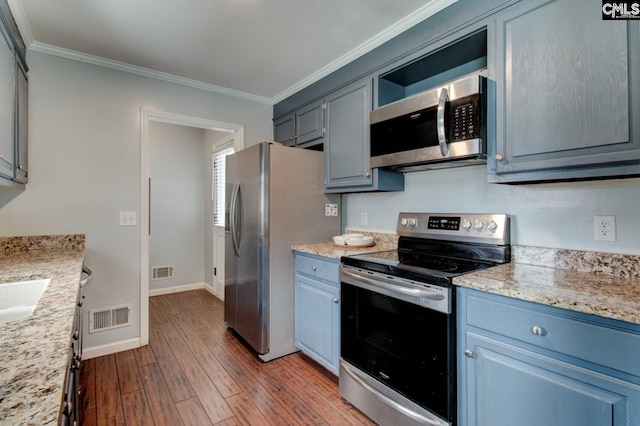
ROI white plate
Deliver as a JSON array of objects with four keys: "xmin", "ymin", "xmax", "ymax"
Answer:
[{"xmin": 345, "ymin": 236, "xmax": 374, "ymax": 246}]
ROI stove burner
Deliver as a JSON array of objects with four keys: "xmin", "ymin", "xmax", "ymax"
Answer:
[{"xmin": 399, "ymin": 252, "xmax": 459, "ymax": 273}]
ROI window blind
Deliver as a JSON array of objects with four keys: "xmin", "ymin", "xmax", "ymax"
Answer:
[{"xmin": 213, "ymin": 146, "xmax": 234, "ymax": 227}]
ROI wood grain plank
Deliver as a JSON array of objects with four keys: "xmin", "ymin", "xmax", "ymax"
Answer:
[
  {"xmin": 133, "ymin": 344, "xmax": 156, "ymax": 367},
  {"xmin": 172, "ymin": 314, "xmax": 242, "ymax": 398},
  {"xmin": 79, "ymin": 357, "xmax": 96, "ymax": 426},
  {"xmin": 94, "ymin": 354, "xmax": 125, "ymax": 426},
  {"xmin": 115, "ymin": 349, "xmax": 143, "ymax": 394},
  {"xmin": 148, "ymin": 318, "xmax": 196, "ymax": 402},
  {"xmin": 158, "ymin": 320, "xmax": 234, "ymax": 423},
  {"xmin": 120, "ymin": 390, "xmax": 153, "ymax": 426},
  {"xmin": 176, "ymin": 397, "xmax": 215, "ymax": 426},
  {"xmin": 272, "ymin": 365, "xmax": 355, "ymax": 425},
  {"xmin": 284, "ymin": 353, "xmax": 339, "ymax": 398},
  {"xmin": 225, "ymin": 393, "xmax": 274, "ymax": 426},
  {"xmin": 176, "ymin": 305, "xmax": 301, "ymax": 425},
  {"xmin": 139, "ymin": 362, "xmax": 184, "ymax": 425}
]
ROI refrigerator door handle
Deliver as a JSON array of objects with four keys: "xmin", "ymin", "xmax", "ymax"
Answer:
[
  {"xmin": 234, "ymin": 184, "xmax": 243, "ymax": 255},
  {"xmin": 229, "ymin": 181, "xmax": 241, "ymax": 257},
  {"xmin": 229, "ymin": 182, "xmax": 242, "ymax": 257}
]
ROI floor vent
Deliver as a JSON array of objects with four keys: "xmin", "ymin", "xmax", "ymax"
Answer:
[
  {"xmin": 89, "ymin": 304, "xmax": 132, "ymax": 333},
  {"xmin": 152, "ymin": 265, "xmax": 174, "ymax": 280}
]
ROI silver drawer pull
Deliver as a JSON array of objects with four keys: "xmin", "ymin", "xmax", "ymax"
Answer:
[
  {"xmin": 332, "ymin": 298, "xmax": 339, "ymax": 304},
  {"xmin": 311, "ymin": 266, "xmax": 317, "ymax": 271},
  {"xmin": 464, "ymin": 349, "xmax": 474, "ymax": 358},
  {"xmin": 531, "ymin": 325, "xmax": 545, "ymax": 336}
]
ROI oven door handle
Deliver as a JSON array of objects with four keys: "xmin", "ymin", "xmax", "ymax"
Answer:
[{"xmin": 341, "ymin": 268, "xmax": 446, "ymax": 301}]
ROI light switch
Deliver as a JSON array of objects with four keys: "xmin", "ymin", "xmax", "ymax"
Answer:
[{"xmin": 119, "ymin": 211, "xmax": 137, "ymax": 226}]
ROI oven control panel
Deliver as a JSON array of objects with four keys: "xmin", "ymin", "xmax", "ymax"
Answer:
[{"xmin": 397, "ymin": 213, "xmax": 509, "ymax": 245}]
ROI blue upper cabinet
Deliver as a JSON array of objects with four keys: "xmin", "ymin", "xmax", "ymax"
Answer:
[
  {"xmin": 273, "ymin": 99, "xmax": 324, "ymax": 149},
  {"xmin": 489, "ymin": 0, "xmax": 640, "ymax": 183},
  {"xmin": 323, "ymin": 78, "xmax": 404, "ymax": 193}
]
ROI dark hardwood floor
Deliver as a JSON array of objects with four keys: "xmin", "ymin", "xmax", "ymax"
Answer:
[{"xmin": 80, "ymin": 289, "xmax": 375, "ymax": 425}]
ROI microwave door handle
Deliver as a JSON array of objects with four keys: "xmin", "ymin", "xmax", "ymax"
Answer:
[{"xmin": 437, "ymin": 86, "xmax": 449, "ymax": 157}]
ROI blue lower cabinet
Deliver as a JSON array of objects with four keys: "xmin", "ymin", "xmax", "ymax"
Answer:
[
  {"xmin": 294, "ymin": 252, "xmax": 340, "ymax": 375},
  {"xmin": 457, "ymin": 287, "xmax": 640, "ymax": 426}
]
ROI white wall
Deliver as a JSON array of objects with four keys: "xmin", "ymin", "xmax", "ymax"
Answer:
[
  {"xmin": 0, "ymin": 51, "xmax": 272, "ymax": 352},
  {"xmin": 149, "ymin": 122, "xmax": 205, "ymax": 292},
  {"xmin": 344, "ymin": 165, "xmax": 640, "ymax": 255}
]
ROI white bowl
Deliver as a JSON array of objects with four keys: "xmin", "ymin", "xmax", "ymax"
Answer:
[
  {"xmin": 346, "ymin": 236, "xmax": 374, "ymax": 246},
  {"xmin": 333, "ymin": 236, "xmax": 347, "ymax": 245},
  {"xmin": 344, "ymin": 233, "xmax": 364, "ymax": 240}
]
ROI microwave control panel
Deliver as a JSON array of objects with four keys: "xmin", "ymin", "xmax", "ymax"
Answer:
[{"xmin": 451, "ymin": 95, "xmax": 480, "ymax": 142}]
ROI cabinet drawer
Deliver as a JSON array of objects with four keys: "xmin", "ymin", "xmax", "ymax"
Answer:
[
  {"xmin": 295, "ymin": 253, "xmax": 339, "ymax": 285},
  {"xmin": 464, "ymin": 290, "xmax": 640, "ymax": 378}
]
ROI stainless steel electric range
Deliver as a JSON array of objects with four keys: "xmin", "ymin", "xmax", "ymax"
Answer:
[{"xmin": 339, "ymin": 212, "xmax": 510, "ymax": 426}]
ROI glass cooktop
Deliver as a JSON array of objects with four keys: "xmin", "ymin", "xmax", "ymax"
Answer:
[{"xmin": 340, "ymin": 248, "xmax": 497, "ymax": 286}]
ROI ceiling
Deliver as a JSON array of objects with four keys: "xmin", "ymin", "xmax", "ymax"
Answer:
[{"xmin": 8, "ymin": 0, "xmax": 455, "ymax": 104}]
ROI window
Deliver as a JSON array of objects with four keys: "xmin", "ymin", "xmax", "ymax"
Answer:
[{"xmin": 213, "ymin": 144, "xmax": 234, "ymax": 227}]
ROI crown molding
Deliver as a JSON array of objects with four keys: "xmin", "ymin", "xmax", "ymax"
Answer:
[
  {"xmin": 270, "ymin": 0, "xmax": 457, "ymax": 104},
  {"xmin": 9, "ymin": 0, "xmax": 455, "ymax": 105}
]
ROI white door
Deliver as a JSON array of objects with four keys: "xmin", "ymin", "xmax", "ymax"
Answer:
[{"xmin": 212, "ymin": 135, "xmax": 235, "ymax": 299}]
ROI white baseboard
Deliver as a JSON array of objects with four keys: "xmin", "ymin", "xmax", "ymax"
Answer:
[
  {"xmin": 82, "ymin": 338, "xmax": 141, "ymax": 360},
  {"xmin": 203, "ymin": 283, "xmax": 224, "ymax": 301},
  {"xmin": 149, "ymin": 282, "xmax": 206, "ymax": 297}
]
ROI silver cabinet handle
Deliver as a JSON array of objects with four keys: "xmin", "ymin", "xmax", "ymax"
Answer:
[
  {"xmin": 464, "ymin": 349, "xmax": 474, "ymax": 358},
  {"xmin": 332, "ymin": 298, "xmax": 339, "ymax": 304},
  {"xmin": 311, "ymin": 266, "xmax": 317, "ymax": 271},
  {"xmin": 80, "ymin": 265, "xmax": 93, "ymax": 287},
  {"xmin": 496, "ymin": 154, "xmax": 505, "ymax": 161},
  {"xmin": 531, "ymin": 325, "xmax": 545, "ymax": 336}
]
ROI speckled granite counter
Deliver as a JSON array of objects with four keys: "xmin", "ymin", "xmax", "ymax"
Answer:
[
  {"xmin": 0, "ymin": 235, "xmax": 85, "ymax": 425},
  {"xmin": 291, "ymin": 231, "xmax": 398, "ymax": 260},
  {"xmin": 295, "ymin": 234, "xmax": 640, "ymax": 325},
  {"xmin": 454, "ymin": 245, "xmax": 640, "ymax": 325}
]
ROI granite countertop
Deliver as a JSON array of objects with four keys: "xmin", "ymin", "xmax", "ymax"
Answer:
[
  {"xmin": 454, "ymin": 245, "xmax": 640, "ymax": 325},
  {"xmin": 292, "ymin": 231, "xmax": 398, "ymax": 260},
  {"xmin": 0, "ymin": 235, "xmax": 86, "ymax": 425},
  {"xmin": 295, "ymin": 234, "xmax": 640, "ymax": 326}
]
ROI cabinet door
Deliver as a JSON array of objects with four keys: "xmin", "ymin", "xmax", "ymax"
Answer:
[
  {"xmin": 294, "ymin": 274, "xmax": 340, "ymax": 375},
  {"xmin": 491, "ymin": 0, "xmax": 640, "ymax": 182},
  {"xmin": 462, "ymin": 332, "xmax": 639, "ymax": 426},
  {"xmin": 295, "ymin": 99, "xmax": 324, "ymax": 146},
  {"xmin": 324, "ymin": 79, "xmax": 373, "ymax": 189},
  {"xmin": 274, "ymin": 113, "xmax": 295, "ymax": 146},
  {"xmin": 0, "ymin": 28, "xmax": 14, "ymax": 179}
]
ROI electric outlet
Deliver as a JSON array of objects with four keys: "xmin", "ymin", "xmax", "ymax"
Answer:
[
  {"xmin": 325, "ymin": 204, "xmax": 338, "ymax": 216},
  {"xmin": 594, "ymin": 215, "xmax": 616, "ymax": 242},
  {"xmin": 360, "ymin": 212, "xmax": 368, "ymax": 226}
]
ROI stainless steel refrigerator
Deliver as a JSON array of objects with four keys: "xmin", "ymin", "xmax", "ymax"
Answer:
[{"xmin": 224, "ymin": 141, "xmax": 340, "ymax": 362}]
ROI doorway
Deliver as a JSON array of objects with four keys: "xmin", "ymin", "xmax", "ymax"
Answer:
[
  {"xmin": 140, "ymin": 109, "xmax": 244, "ymax": 346},
  {"xmin": 212, "ymin": 134, "xmax": 235, "ymax": 298}
]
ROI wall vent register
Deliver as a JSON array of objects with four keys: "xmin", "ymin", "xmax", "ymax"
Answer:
[
  {"xmin": 89, "ymin": 304, "xmax": 132, "ymax": 333},
  {"xmin": 152, "ymin": 265, "xmax": 174, "ymax": 280}
]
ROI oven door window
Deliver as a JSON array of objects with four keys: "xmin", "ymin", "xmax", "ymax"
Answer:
[{"xmin": 341, "ymin": 282, "xmax": 454, "ymax": 421}]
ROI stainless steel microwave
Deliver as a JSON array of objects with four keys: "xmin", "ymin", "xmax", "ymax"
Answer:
[{"xmin": 370, "ymin": 71, "xmax": 487, "ymax": 172}]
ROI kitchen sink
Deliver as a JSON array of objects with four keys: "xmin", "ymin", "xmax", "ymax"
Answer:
[{"xmin": 0, "ymin": 279, "xmax": 51, "ymax": 323}]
